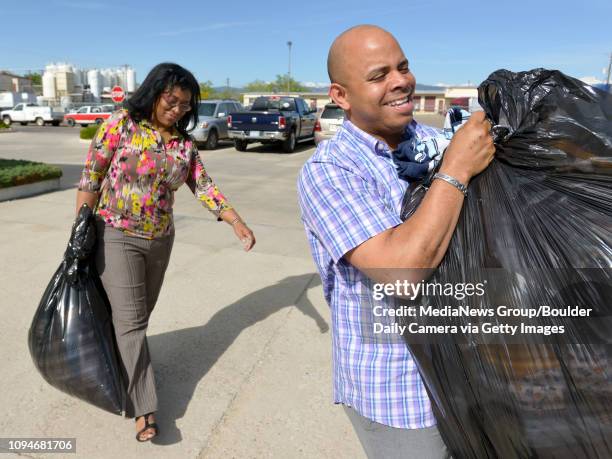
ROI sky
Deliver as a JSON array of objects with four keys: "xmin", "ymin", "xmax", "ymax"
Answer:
[{"xmin": 3, "ymin": 0, "xmax": 611, "ymax": 88}]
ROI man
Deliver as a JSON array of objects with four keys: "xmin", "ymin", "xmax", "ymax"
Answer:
[{"xmin": 297, "ymin": 25, "xmax": 494, "ymax": 458}]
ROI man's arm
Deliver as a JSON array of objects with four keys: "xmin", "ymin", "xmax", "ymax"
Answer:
[{"xmin": 345, "ymin": 112, "xmax": 494, "ymax": 275}]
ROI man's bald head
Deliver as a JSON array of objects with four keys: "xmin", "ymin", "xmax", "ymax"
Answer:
[{"xmin": 327, "ymin": 25, "xmax": 400, "ymax": 85}]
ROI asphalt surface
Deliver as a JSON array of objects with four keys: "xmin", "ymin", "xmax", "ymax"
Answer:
[
  {"xmin": 0, "ymin": 125, "xmax": 365, "ymax": 459},
  {"xmin": 0, "ymin": 113, "xmax": 444, "ymax": 458}
]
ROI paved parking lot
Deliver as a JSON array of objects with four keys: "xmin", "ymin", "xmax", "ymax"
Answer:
[{"xmin": 0, "ymin": 114, "xmax": 443, "ymax": 458}]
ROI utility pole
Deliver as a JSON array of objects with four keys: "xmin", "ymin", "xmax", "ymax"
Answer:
[
  {"xmin": 287, "ymin": 41, "xmax": 292, "ymax": 93},
  {"xmin": 606, "ymin": 52, "xmax": 612, "ymax": 88}
]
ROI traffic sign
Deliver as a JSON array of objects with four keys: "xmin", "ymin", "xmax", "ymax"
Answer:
[{"xmin": 111, "ymin": 86, "xmax": 125, "ymax": 103}]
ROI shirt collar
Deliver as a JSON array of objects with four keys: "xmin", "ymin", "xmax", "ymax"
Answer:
[
  {"xmin": 140, "ymin": 118, "xmax": 181, "ymax": 140},
  {"xmin": 342, "ymin": 119, "xmax": 393, "ymax": 157}
]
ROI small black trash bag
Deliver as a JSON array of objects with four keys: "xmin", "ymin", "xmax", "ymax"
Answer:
[
  {"xmin": 28, "ymin": 205, "xmax": 124, "ymax": 415},
  {"xmin": 396, "ymin": 69, "xmax": 612, "ymax": 458}
]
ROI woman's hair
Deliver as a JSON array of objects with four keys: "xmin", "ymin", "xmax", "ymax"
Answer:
[{"xmin": 125, "ymin": 62, "xmax": 200, "ymax": 137}]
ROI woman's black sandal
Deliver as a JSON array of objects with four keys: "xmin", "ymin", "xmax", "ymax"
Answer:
[{"xmin": 135, "ymin": 412, "xmax": 158, "ymax": 442}]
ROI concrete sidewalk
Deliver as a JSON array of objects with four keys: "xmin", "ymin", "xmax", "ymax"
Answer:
[{"xmin": 0, "ymin": 129, "xmax": 364, "ymax": 458}]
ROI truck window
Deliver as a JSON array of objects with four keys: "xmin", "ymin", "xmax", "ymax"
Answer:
[
  {"xmin": 198, "ymin": 103, "xmax": 216, "ymax": 117},
  {"xmin": 13, "ymin": 105, "xmax": 23, "ymax": 111},
  {"xmin": 77, "ymin": 107, "xmax": 88, "ymax": 113},
  {"xmin": 321, "ymin": 106, "xmax": 345, "ymax": 119},
  {"xmin": 297, "ymin": 99, "xmax": 310, "ymax": 114},
  {"xmin": 252, "ymin": 97, "xmax": 296, "ymax": 111},
  {"xmin": 217, "ymin": 103, "xmax": 230, "ymax": 116}
]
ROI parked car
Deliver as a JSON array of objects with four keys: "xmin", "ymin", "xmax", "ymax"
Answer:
[
  {"xmin": 64, "ymin": 105, "xmax": 113, "ymax": 127},
  {"xmin": 190, "ymin": 100, "xmax": 242, "ymax": 149},
  {"xmin": 314, "ymin": 103, "xmax": 345, "ymax": 145},
  {"xmin": 228, "ymin": 96, "xmax": 316, "ymax": 153},
  {"xmin": 1, "ymin": 103, "xmax": 63, "ymax": 126}
]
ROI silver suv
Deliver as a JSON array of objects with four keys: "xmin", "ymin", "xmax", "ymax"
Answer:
[{"xmin": 191, "ymin": 100, "xmax": 243, "ymax": 149}]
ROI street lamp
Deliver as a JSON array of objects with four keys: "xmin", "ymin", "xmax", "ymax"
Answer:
[{"xmin": 287, "ymin": 41, "xmax": 292, "ymax": 93}]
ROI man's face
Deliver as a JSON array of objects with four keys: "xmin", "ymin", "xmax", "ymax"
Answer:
[{"xmin": 334, "ymin": 32, "xmax": 416, "ymax": 144}]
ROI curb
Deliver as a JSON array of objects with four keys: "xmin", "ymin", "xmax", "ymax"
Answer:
[
  {"xmin": 0, "ymin": 178, "xmax": 61, "ymax": 202},
  {"xmin": 0, "ymin": 128, "xmax": 14, "ymax": 133}
]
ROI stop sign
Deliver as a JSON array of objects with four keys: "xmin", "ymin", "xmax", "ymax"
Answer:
[{"xmin": 111, "ymin": 86, "xmax": 125, "ymax": 103}]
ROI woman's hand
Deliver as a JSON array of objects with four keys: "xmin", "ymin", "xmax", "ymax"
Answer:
[{"xmin": 232, "ymin": 221, "xmax": 256, "ymax": 252}]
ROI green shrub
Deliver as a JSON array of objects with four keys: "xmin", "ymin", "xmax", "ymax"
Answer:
[
  {"xmin": 0, "ymin": 121, "xmax": 9, "ymax": 129},
  {"xmin": 0, "ymin": 158, "xmax": 62, "ymax": 188},
  {"xmin": 80, "ymin": 125, "xmax": 100, "ymax": 140}
]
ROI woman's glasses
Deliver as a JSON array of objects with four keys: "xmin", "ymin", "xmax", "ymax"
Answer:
[{"xmin": 161, "ymin": 93, "xmax": 192, "ymax": 113}]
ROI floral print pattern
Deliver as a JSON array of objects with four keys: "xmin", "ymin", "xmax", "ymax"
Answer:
[{"xmin": 79, "ymin": 109, "xmax": 232, "ymax": 239}]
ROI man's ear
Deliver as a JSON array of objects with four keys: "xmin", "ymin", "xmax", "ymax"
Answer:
[{"xmin": 329, "ymin": 83, "xmax": 350, "ymax": 111}]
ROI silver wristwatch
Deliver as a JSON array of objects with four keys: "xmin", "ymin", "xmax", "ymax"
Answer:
[{"xmin": 433, "ymin": 173, "xmax": 468, "ymax": 196}]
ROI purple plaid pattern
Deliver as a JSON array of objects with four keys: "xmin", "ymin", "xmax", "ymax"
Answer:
[{"xmin": 297, "ymin": 119, "xmax": 441, "ymax": 429}]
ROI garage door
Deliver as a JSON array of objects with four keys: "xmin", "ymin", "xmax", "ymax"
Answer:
[{"xmin": 424, "ymin": 97, "xmax": 435, "ymax": 112}]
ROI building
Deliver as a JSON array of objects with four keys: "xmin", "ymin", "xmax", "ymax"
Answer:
[
  {"xmin": 242, "ymin": 84, "xmax": 479, "ymax": 114},
  {"xmin": 0, "ymin": 71, "xmax": 33, "ymax": 93},
  {"xmin": 42, "ymin": 63, "xmax": 137, "ymax": 106}
]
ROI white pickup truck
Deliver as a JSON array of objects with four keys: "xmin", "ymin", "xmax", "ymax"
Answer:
[{"xmin": 1, "ymin": 103, "xmax": 64, "ymax": 126}]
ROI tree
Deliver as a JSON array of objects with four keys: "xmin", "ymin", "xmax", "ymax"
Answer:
[
  {"xmin": 27, "ymin": 72, "xmax": 42, "ymax": 86},
  {"xmin": 274, "ymin": 74, "xmax": 308, "ymax": 93},
  {"xmin": 244, "ymin": 79, "xmax": 272, "ymax": 92},
  {"xmin": 199, "ymin": 80, "xmax": 214, "ymax": 99},
  {"xmin": 244, "ymin": 75, "xmax": 308, "ymax": 93}
]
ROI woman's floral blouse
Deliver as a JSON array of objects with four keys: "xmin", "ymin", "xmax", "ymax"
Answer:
[{"xmin": 78, "ymin": 110, "xmax": 232, "ymax": 239}]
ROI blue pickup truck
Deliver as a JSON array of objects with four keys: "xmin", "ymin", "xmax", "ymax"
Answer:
[{"xmin": 227, "ymin": 96, "xmax": 317, "ymax": 152}]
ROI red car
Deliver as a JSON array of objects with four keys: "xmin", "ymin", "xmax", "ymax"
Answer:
[{"xmin": 64, "ymin": 105, "xmax": 113, "ymax": 127}]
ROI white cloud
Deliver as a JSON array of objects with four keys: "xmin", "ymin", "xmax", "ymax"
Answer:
[
  {"xmin": 579, "ymin": 76, "xmax": 604, "ymax": 85},
  {"xmin": 302, "ymin": 81, "xmax": 329, "ymax": 88}
]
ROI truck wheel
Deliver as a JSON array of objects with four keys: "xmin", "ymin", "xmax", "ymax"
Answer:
[
  {"xmin": 234, "ymin": 139, "xmax": 248, "ymax": 151},
  {"xmin": 205, "ymin": 129, "xmax": 219, "ymax": 150},
  {"xmin": 2, "ymin": 116, "xmax": 11, "ymax": 126},
  {"xmin": 95, "ymin": 118, "xmax": 104, "ymax": 125},
  {"xmin": 282, "ymin": 130, "xmax": 296, "ymax": 153},
  {"xmin": 35, "ymin": 117, "xmax": 45, "ymax": 126},
  {"xmin": 66, "ymin": 119, "xmax": 75, "ymax": 127}
]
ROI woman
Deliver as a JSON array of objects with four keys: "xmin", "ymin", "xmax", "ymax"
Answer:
[{"xmin": 76, "ymin": 63, "xmax": 255, "ymax": 442}]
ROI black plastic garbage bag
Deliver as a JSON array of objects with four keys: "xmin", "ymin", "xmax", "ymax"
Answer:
[
  {"xmin": 28, "ymin": 205, "xmax": 124, "ymax": 415},
  {"xmin": 396, "ymin": 69, "xmax": 612, "ymax": 458}
]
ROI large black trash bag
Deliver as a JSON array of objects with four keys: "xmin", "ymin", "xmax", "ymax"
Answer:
[
  {"xmin": 397, "ymin": 69, "xmax": 612, "ymax": 458},
  {"xmin": 28, "ymin": 205, "xmax": 124, "ymax": 415}
]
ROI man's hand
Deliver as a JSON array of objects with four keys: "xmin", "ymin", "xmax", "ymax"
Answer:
[{"xmin": 438, "ymin": 111, "xmax": 495, "ymax": 185}]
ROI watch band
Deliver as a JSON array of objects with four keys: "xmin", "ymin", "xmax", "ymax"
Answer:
[{"xmin": 433, "ymin": 173, "xmax": 468, "ymax": 196}]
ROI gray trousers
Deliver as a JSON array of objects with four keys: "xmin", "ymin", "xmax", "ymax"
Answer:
[
  {"xmin": 343, "ymin": 406, "xmax": 450, "ymax": 459},
  {"xmin": 94, "ymin": 220, "xmax": 174, "ymax": 418}
]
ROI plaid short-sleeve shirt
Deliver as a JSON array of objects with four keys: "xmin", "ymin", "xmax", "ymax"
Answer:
[{"xmin": 297, "ymin": 119, "xmax": 440, "ymax": 429}]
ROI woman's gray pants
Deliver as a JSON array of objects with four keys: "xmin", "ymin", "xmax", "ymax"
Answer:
[{"xmin": 94, "ymin": 220, "xmax": 174, "ymax": 418}]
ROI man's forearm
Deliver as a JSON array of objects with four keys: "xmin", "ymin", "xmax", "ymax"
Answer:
[{"xmin": 387, "ymin": 176, "xmax": 466, "ymax": 268}]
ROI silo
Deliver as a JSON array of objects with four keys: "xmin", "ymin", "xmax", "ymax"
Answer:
[
  {"xmin": 116, "ymin": 67, "xmax": 128, "ymax": 89},
  {"xmin": 127, "ymin": 68, "xmax": 136, "ymax": 92},
  {"xmin": 54, "ymin": 63, "xmax": 75, "ymax": 96},
  {"xmin": 87, "ymin": 69, "xmax": 101, "ymax": 98},
  {"xmin": 72, "ymin": 66, "xmax": 82, "ymax": 87},
  {"xmin": 42, "ymin": 71, "xmax": 56, "ymax": 99},
  {"xmin": 101, "ymin": 69, "xmax": 115, "ymax": 91}
]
